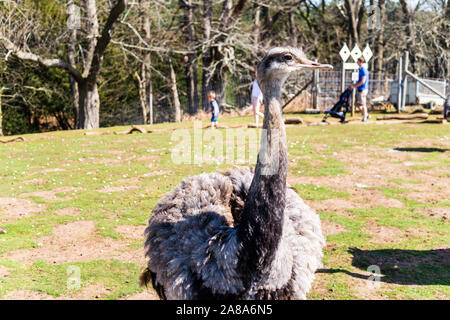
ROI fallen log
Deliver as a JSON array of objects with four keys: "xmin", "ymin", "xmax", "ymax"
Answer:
[
  {"xmin": 306, "ymin": 121, "xmax": 329, "ymax": 126},
  {"xmin": 114, "ymin": 125, "xmax": 149, "ymax": 135},
  {"xmin": 430, "ymin": 108, "xmax": 443, "ymax": 115},
  {"xmin": 84, "ymin": 131, "xmax": 112, "ymax": 136},
  {"xmin": 284, "ymin": 117, "xmax": 303, "ymax": 124},
  {"xmin": 419, "ymin": 119, "xmax": 445, "ymax": 124},
  {"xmin": 376, "ymin": 113, "xmax": 429, "ymax": 120},
  {"xmin": 0, "ymin": 136, "xmax": 25, "ymax": 143}
]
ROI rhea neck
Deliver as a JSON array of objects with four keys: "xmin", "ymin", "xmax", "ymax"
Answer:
[{"xmin": 237, "ymin": 72, "xmax": 289, "ymax": 285}]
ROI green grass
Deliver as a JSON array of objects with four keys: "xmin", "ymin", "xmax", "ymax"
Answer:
[
  {"xmin": 0, "ymin": 259, "xmax": 142, "ymax": 299},
  {"xmin": 0, "ymin": 114, "xmax": 449, "ymax": 299},
  {"xmin": 293, "ymin": 184, "xmax": 350, "ymax": 200}
]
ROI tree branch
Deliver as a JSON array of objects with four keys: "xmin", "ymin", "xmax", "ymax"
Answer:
[
  {"xmin": 88, "ymin": 0, "xmax": 126, "ymax": 82},
  {"xmin": 0, "ymin": 33, "xmax": 83, "ymax": 82}
]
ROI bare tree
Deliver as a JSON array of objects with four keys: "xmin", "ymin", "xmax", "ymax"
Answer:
[
  {"xmin": 399, "ymin": 0, "xmax": 422, "ymax": 72},
  {"xmin": 337, "ymin": 0, "xmax": 364, "ymax": 48},
  {"xmin": 209, "ymin": 0, "xmax": 247, "ymax": 106},
  {"xmin": 169, "ymin": 56, "xmax": 181, "ymax": 122},
  {"xmin": 0, "ymin": 0, "xmax": 126, "ymax": 129},
  {"xmin": 180, "ymin": 0, "xmax": 199, "ymax": 115},
  {"xmin": 374, "ymin": 0, "xmax": 386, "ymax": 73},
  {"xmin": 135, "ymin": 0, "xmax": 153, "ymax": 124},
  {"xmin": 201, "ymin": 0, "xmax": 213, "ymax": 111}
]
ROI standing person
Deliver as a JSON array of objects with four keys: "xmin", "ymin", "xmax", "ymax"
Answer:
[
  {"xmin": 208, "ymin": 91, "xmax": 220, "ymax": 129},
  {"xmin": 251, "ymin": 69, "xmax": 264, "ymax": 127},
  {"xmin": 350, "ymin": 57, "xmax": 370, "ymax": 122}
]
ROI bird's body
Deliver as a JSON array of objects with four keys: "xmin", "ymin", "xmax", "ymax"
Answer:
[
  {"xmin": 143, "ymin": 167, "xmax": 324, "ymax": 299},
  {"xmin": 141, "ymin": 47, "xmax": 332, "ymax": 300}
]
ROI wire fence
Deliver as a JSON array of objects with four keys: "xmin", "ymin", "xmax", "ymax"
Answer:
[{"xmin": 312, "ymin": 70, "xmax": 394, "ymax": 111}]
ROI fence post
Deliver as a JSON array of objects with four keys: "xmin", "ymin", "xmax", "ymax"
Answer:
[
  {"xmin": 401, "ymin": 51, "xmax": 409, "ymax": 111},
  {"xmin": 397, "ymin": 56, "xmax": 402, "ymax": 113},
  {"xmin": 351, "ymin": 87, "xmax": 355, "ymax": 117},
  {"xmin": 312, "ymin": 69, "xmax": 319, "ymax": 110}
]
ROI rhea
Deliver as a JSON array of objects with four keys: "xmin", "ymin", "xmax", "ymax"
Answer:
[{"xmin": 140, "ymin": 47, "xmax": 333, "ymax": 299}]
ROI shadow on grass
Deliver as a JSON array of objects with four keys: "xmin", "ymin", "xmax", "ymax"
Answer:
[
  {"xmin": 393, "ymin": 147, "xmax": 448, "ymax": 153},
  {"xmin": 318, "ymin": 247, "xmax": 450, "ymax": 285}
]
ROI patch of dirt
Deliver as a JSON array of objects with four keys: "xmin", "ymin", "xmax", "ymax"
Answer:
[
  {"xmin": 64, "ymin": 284, "xmax": 112, "ymax": 300},
  {"xmin": 23, "ymin": 178, "xmax": 48, "ymax": 185},
  {"xmin": 416, "ymin": 207, "xmax": 449, "ymax": 220},
  {"xmin": 81, "ymin": 141, "xmax": 98, "ymax": 146},
  {"xmin": 20, "ymin": 187, "xmax": 83, "ymax": 201},
  {"xmin": 0, "ymin": 197, "xmax": 44, "ymax": 223},
  {"xmin": 97, "ymin": 158, "xmax": 123, "ymax": 165},
  {"xmin": 106, "ymin": 150, "xmax": 125, "ymax": 155},
  {"xmin": 116, "ymin": 225, "xmax": 146, "ymax": 240},
  {"xmin": 321, "ymin": 220, "xmax": 347, "ymax": 236},
  {"xmin": 2, "ymin": 290, "xmax": 56, "ymax": 300},
  {"xmin": 405, "ymin": 191, "xmax": 444, "ymax": 205},
  {"xmin": 136, "ymin": 155, "xmax": 160, "ymax": 161},
  {"xmin": 120, "ymin": 290, "xmax": 159, "ymax": 300},
  {"xmin": 97, "ymin": 185, "xmax": 140, "ymax": 193},
  {"xmin": 55, "ymin": 207, "xmax": 81, "ymax": 216},
  {"xmin": 116, "ymin": 177, "xmax": 141, "ymax": 184},
  {"xmin": 362, "ymin": 221, "xmax": 431, "ymax": 244},
  {"xmin": 140, "ymin": 170, "xmax": 175, "ymax": 178},
  {"xmin": 305, "ymin": 199, "xmax": 355, "ymax": 213},
  {"xmin": 6, "ymin": 221, "xmax": 146, "ymax": 265},
  {"xmin": 349, "ymin": 275, "xmax": 390, "ymax": 300},
  {"xmin": 289, "ymin": 176, "xmax": 405, "ymax": 209},
  {"xmin": 0, "ymin": 266, "xmax": 11, "ymax": 278},
  {"xmin": 362, "ymin": 222, "xmax": 404, "ymax": 244},
  {"xmin": 354, "ymin": 188, "xmax": 405, "ymax": 208}
]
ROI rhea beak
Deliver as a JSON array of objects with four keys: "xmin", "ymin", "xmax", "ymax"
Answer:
[{"xmin": 296, "ymin": 56, "xmax": 333, "ymax": 70}]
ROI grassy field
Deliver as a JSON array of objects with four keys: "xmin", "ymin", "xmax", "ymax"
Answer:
[{"xmin": 0, "ymin": 114, "xmax": 449, "ymax": 300}]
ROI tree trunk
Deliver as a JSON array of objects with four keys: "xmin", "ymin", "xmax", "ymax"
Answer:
[
  {"xmin": 67, "ymin": 0, "xmax": 79, "ymax": 129},
  {"xmin": 344, "ymin": 0, "xmax": 363, "ymax": 47},
  {"xmin": 136, "ymin": 66, "xmax": 148, "ymax": 124},
  {"xmin": 210, "ymin": 0, "xmax": 233, "ymax": 106},
  {"xmin": 288, "ymin": 12, "xmax": 298, "ymax": 47},
  {"xmin": 138, "ymin": 0, "xmax": 153, "ymax": 124},
  {"xmin": 211, "ymin": 57, "xmax": 227, "ymax": 106},
  {"xmin": 253, "ymin": 4, "xmax": 261, "ymax": 47},
  {"xmin": 181, "ymin": 0, "xmax": 199, "ymax": 115},
  {"xmin": 399, "ymin": 0, "xmax": 417, "ymax": 73},
  {"xmin": 169, "ymin": 57, "xmax": 181, "ymax": 122},
  {"xmin": 79, "ymin": 80, "xmax": 100, "ymax": 129},
  {"xmin": 82, "ymin": 0, "xmax": 99, "ymax": 77},
  {"xmin": 201, "ymin": 0, "xmax": 213, "ymax": 111},
  {"xmin": 375, "ymin": 0, "xmax": 386, "ymax": 73}
]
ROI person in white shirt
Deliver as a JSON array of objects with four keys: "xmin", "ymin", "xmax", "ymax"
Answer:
[{"xmin": 251, "ymin": 69, "xmax": 264, "ymax": 127}]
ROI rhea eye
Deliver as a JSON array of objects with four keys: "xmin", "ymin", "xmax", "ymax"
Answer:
[{"xmin": 283, "ymin": 55, "xmax": 293, "ymax": 61}]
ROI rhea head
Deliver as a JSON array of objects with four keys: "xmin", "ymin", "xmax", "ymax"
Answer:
[{"xmin": 257, "ymin": 47, "xmax": 333, "ymax": 89}]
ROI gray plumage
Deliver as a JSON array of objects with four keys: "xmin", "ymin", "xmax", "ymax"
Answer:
[{"xmin": 141, "ymin": 47, "xmax": 333, "ymax": 300}]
